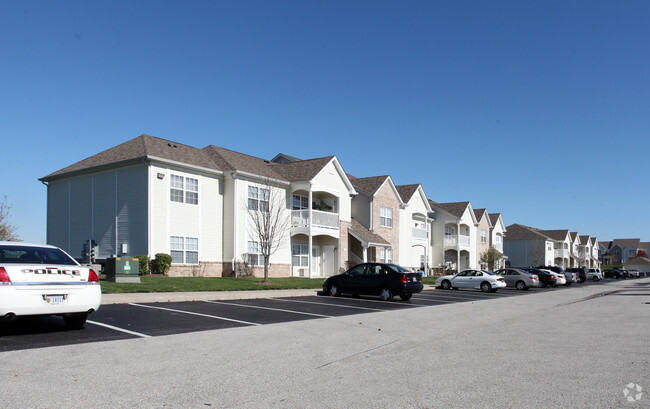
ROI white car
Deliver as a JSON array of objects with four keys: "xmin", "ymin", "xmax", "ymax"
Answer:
[
  {"xmin": 0, "ymin": 242, "xmax": 101, "ymax": 328},
  {"xmin": 587, "ymin": 268, "xmax": 603, "ymax": 281},
  {"xmin": 541, "ymin": 269, "xmax": 566, "ymax": 286},
  {"xmin": 437, "ymin": 269, "xmax": 507, "ymax": 292}
]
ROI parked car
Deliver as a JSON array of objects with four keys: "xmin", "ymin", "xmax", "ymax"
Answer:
[
  {"xmin": 541, "ymin": 269, "xmax": 567, "ymax": 286},
  {"xmin": 494, "ymin": 268, "xmax": 539, "ymax": 290},
  {"xmin": 587, "ymin": 268, "xmax": 603, "ymax": 281},
  {"xmin": 323, "ymin": 262, "xmax": 423, "ymax": 301},
  {"xmin": 627, "ymin": 269, "xmax": 641, "ymax": 278},
  {"xmin": 561, "ymin": 271, "xmax": 578, "ymax": 285},
  {"xmin": 0, "ymin": 242, "xmax": 101, "ymax": 328},
  {"xmin": 565, "ymin": 267, "xmax": 588, "ymax": 283},
  {"xmin": 518, "ymin": 268, "xmax": 556, "ymax": 288},
  {"xmin": 604, "ymin": 269, "xmax": 626, "ymax": 279},
  {"xmin": 437, "ymin": 269, "xmax": 506, "ymax": 292}
]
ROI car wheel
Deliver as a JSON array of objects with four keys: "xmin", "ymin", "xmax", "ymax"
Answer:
[
  {"xmin": 399, "ymin": 293, "xmax": 412, "ymax": 301},
  {"xmin": 593, "ymin": 276, "xmax": 599, "ymax": 281},
  {"xmin": 480, "ymin": 282, "xmax": 492, "ymax": 292},
  {"xmin": 329, "ymin": 283, "xmax": 340, "ymax": 297},
  {"xmin": 441, "ymin": 280, "xmax": 452, "ymax": 290},
  {"xmin": 379, "ymin": 288, "xmax": 393, "ymax": 301},
  {"xmin": 63, "ymin": 312, "xmax": 88, "ymax": 329},
  {"xmin": 515, "ymin": 281, "xmax": 527, "ymax": 291}
]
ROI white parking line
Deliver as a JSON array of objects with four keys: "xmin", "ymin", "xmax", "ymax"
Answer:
[
  {"xmin": 267, "ymin": 298, "xmax": 384, "ymax": 312},
  {"xmin": 87, "ymin": 320, "xmax": 152, "ymax": 338},
  {"xmin": 129, "ymin": 303, "xmax": 261, "ymax": 326},
  {"xmin": 203, "ymin": 300, "xmax": 334, "ymax": 318}
]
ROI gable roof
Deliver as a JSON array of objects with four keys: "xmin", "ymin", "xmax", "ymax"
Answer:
[
  {"xmin": 611, "ymin": 238, "xmax": 641, "ymax": 249},
  {"xmin": 489, "ymin": 213, "xmax": 502, "ymax": 227},
  {"xmin": 504, "ymin": 224, "xmax": 552, "ymax": 240},
  {"xmin": 600, "ymin": 241, "xmax": 612, "ymax": 249},
  {"xmin": 473, "ymin": 208, "xmax": 491, "ymax": 226},
  {"xmin": 41, "ymin": 134, "xmax": 221, "ymax": 181},
  {"xmin": 430, "ymin": 201, "xmax": 471, "ymax": 219},
  {"xmin": 624, "ymin": 256, "xmax": 650, "ymax": 266},
  {"xmin": 351, "ymin": 175, "xmax": 391, "ymax": 196},
  {"xmin": 395, "ymin": 184, "xmax": 419, "ymax": 202},
  {"xmin": 540, "ymin": 229, "xmax": 571, "ymax": 241}
]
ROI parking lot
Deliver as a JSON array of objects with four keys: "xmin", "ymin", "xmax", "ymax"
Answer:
[
  {"xmin": 0, "ymin": 279, "xmax": 608, "ymax": 352},
  {"xmin": 1, "ymin": 277, "xmax": 648, "ymax": 409}
]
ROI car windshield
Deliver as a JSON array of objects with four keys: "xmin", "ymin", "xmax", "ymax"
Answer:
[
  {"xmin": 0, "ymin": 245, "xmax": 78, "ymax": 265},
  {"xmin": 385, "ymin": 264, "xmax": 410, "ymax": 273}
]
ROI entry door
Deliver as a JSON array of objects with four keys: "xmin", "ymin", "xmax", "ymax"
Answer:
[
  {"xmin": 311, "ymin": 246, "xmax": 321, "ymax": 276},
  {"xmin": 323, "ymin": 245, "xmax": 335, "ymax": 276}
]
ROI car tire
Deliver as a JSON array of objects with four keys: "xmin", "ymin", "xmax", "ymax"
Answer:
[
  {"xmin": 329, "ymin": 283, "xmax": 341, "ymax": 297},
  {"xmin": 592, "ymin": 276, "xmax": 599, "ymax": 281},
  {"xmin": 441, "ymin": 280, "xmax": 452, "ymax": 290},
  {"xmin": 480, "ymin": 282, "xmax": 492, "ymax": 292},
  {"xmin": 399, "ymin": 293, "xmax": 412, "ymax": 301},
  {"xmin": 515, "ymin": 281, "xmax": 527, "ymax": 291},
  {"xmin": 379, "ymin": 288, "xmax": 393, "ymax": 301},
  {"xmin": 63, "ymin": 312, "xmax": 88, "ymax": 329}
]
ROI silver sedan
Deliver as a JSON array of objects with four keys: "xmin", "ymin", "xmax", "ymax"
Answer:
[{"xmin": 494, "ymin": 268, "xmax": 539, "ymax": 290}]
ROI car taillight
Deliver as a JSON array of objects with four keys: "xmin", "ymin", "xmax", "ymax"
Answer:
[
  {"xmin": 0, "ymin": 267, "xmax": 11, "ymax": 284},
  {"xmin": 532, "ymin": 275, "xmax": 538, "ymax": 280},
  {"xmin": 401, "ymin": 275, "xmax": 408, "ymax": 284},
  {"xmin": 88, "ymin": 269, "xmax": 99, "ymax": 283},
  {"xmin": 549, "ymin": 276, "xmax": 555, "ymax": 280},
  {"xmin": 497, "ymin": 278, "xmax": 503, "ymax": 281}
]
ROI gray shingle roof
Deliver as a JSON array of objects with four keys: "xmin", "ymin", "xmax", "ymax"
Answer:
[
  {"xmin": 349, "ymin": 219, "xmax": 390, "ymax": 246},
  {"xmin": 40, "ymin": 134, "xmax": 340, "ymax": 186},
  {"xmin": 351, "ymin": 175, "xmax": 391, "ymax": 196},
  {"xmin": 504, "ymin": 224, "xmax": 551, "ymax": 240},
  {"xmin": 395, "ymin": 184, "xmax": 419, "ymax": 202},
  {"xmin": 489, "ymin": 213, "xmax": 502, "ymax": 226},
  {"xmin": 430, "ymin": 201, "xmax": 470, "ymax": 218}
]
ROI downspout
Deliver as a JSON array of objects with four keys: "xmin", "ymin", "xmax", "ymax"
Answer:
[{"xmin": 231, "ymin": 172, "xmax": 238, "ymax": 275}]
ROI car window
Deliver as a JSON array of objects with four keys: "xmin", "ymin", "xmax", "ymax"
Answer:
[
  {"xmin": 367, "ymin": 265, "xmax": 384, "ymax": 276},
  {"xmin": 510, "ymin": 270, "xmax": 519, "ymax": 275},
  {"xmin": 457, "ymin": 270, "xmax": 468, "ymax": 276},
  {"xmin": 347, "ymin": 264, "xmax": 367, "ymax": 276},
  {"xmin": 0, "ymin": 245, "xmax": 77, "ymax": 265}
]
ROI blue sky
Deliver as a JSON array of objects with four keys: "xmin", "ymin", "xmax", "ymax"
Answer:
[{"xmin": 2, "ymin": 0, "xmax": 649, "ymax": 243}]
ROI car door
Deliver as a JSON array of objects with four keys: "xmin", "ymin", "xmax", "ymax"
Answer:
[
  {"xmin": 494, "ymin": 269, "xmax": 511, "ymax": 286},
  {"xmin": 340, "ymin": 264, "xmax": 367, "ymax": 293},
  {"xmin": 451, "ymin": 270, "xmax": 472, "ymax": 288},
  {"xmin": 469, "ymin": 270, "xmax": 485, "ymax": 289},
  {"xmin": 362, "ymin": 263, "xmax": 387, "ymax": 295}
]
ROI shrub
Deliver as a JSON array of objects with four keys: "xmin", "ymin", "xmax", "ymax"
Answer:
[
  {"xmin": 137, "ymin": 255, "xmax": 150, "ymax": 275},
  {"xmin": 152, "ymin": 253, "xmax": 173, "ymax": 275}
]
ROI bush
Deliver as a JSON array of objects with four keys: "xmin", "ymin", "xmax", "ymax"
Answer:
[
  {"xmin": 137, "ymin": 255, "xmax": 150, "ymax": 275},
  {"xmin": 152, "ymin": 253, "xmax": 172, "ymax": 275}
]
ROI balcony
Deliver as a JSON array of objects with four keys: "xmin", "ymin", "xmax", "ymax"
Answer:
[
  {"xmin": 554, "ymin": 249, "xmax": 569, "ymax": 258},
  {"xmin": 291, "ymin": 209, "xmax": 339, "ymax": 237},
  {"xmin": 444, "ymin": 234, "xmax": 470, "ymax": 248},
  {"xmin": 412, "ymin": 227, "xmax": 427, "ymax": 241}
]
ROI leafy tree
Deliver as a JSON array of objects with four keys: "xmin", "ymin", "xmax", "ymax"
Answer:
[
  {"xmin": 480, "ymin": 247, "xmax": 504, "ymax": 271},
  {"xmin": 0, "ymin": 196, "xmax": 19, "ymax": 241}
]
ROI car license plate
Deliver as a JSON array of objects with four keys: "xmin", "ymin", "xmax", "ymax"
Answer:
[{"xmin": 44, "ymin": 295, "xmax": 67, "ymax": 305}]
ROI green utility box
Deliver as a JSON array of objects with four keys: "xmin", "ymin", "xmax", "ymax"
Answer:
[{"xmin": 104, "ymin": 257, "xmax": 141, "ymax": 283}]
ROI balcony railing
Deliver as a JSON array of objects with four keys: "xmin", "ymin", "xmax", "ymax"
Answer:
[
  {"xmin": 412, "ymin": 228, "xmax": 427, "ymax": 240},
  {"xmin": 444, "ymin": 234, "xmax": 470, "ymax": 247},
  {"xmin": 554, "ymin": 249, "xmax": 569, "ymax": 258},
  {"xmin": 291, "ymin": 209, "xmax": 339, "ymax": 230}
]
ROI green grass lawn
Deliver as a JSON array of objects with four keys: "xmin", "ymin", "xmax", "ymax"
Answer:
[
  {"xmin": 99, "ymin": 275, "xmax": 326, "ymax": 294},
  {"xmin": 100, "ymin": 275, "xmax": 439, "ymax": 294}
]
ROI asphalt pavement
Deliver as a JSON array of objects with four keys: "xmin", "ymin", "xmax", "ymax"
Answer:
[{"xmin": 2, "ymin": 278, "xmax": 649, "ymax": 408}]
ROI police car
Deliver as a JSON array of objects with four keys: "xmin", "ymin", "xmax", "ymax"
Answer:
[{"xmin": 0, "ymin": 242, "xmax": 101, "ymax": 328}]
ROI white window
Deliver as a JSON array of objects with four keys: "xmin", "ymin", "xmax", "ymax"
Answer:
[
  {"xmin": 380, "ymin": 207, "xmax": 393, "ymax": 228},
  {"xmin": 445, "ymin": 225, "xmax": 455, "ymax": 236},
  {"xmin": 481, "ymin": 230, "xmax": 487, "ymax": 243},
  {"xmin": 380, "ymin": 248, "xmax": 393, "ymax": 263},
  {"xmin": 170, "ymin": 175, "xmax": 198, "ymax": 205},
  {"xmin": 248, "ymin": 186, "xmax": 270, "ymax": 212},
  {"xmin": 496, "ymin": 235, "xmax": 502, "ymax": 243},
  {"xmin": 292, "ymin": 195, "xmax": 308, "ymax": 210},
  {"xmin": 247, "ymin": 241, "xmax": 265, "ymax": 266},
  {"xmin": 292, "ymin": 244, "xmax": 309, "ymax": 267},
  {"xmin": 170, "ymin": 236, "xmax": 199, "ymax": 264}
]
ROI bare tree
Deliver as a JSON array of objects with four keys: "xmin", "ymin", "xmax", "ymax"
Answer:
[
  {"xmin": 245, "ymin": 179, "xmax": 291, "ymax": 284},
  {"xmin": 0, "ymin": 196, "xmax": 19, "ymax": 241}
]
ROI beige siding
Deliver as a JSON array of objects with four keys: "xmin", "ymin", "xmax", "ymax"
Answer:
[{"xmin": 312, "ymin": 161, "xmax": 352, "ymax": 221}]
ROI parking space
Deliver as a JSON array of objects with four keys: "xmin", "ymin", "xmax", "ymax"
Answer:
[{"xmin": 0, "ymin": 278, "xmax": 613, "ymax": 352}]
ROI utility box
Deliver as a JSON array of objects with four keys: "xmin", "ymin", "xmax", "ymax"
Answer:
[{"xmin": 104, "ymin": 257, "xmax": 141, "ymax": 283}]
